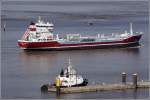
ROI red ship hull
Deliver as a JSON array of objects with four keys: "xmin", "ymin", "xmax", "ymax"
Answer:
[{"xmin": 18, "ymin": 34, "xmax": 142, "ymax": 50}]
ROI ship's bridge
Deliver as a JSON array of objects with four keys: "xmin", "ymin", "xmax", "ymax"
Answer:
[{"xmin": 36, "ymin": 16, "xmax": 54, "ymax": 33}]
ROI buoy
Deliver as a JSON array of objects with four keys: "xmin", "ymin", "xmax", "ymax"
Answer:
[{"xmin": 88, "ymin": 22, "xmax": 93, "ymax": 26}]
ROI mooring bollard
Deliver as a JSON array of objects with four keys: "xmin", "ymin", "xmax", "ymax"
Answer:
[
  {"xmin": 41, "ymin": 84, "xmax": 49, "ymax": 92},
  {"xmin": 122, "ymin": 72, "xmax": 126, "ymax": 84},
  {"xmin": 132, "ymin": 73, "xmax": 138, "ymax": 88}
]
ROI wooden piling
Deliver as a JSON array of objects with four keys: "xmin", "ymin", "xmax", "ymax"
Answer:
[
  {"xmin": 56, "ymin": 86, "xmax": 60, "ymax": 95},
  {"xmin": 122, "ymin": 72, "xmax": 126, "ymax": 84}
]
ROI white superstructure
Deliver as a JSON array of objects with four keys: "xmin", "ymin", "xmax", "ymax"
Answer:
[{"xmin": 56, "ymin": 59, "xmax": 88, "ymax": 87}]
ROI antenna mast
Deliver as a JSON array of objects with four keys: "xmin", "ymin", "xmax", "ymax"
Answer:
[
  {"xmin": 130, "ymin": 23, "xmax": 133, "ymax": 35},
  {"xmin": 38, "ymin": 16, "xmax": 41, "ymax": 23}
]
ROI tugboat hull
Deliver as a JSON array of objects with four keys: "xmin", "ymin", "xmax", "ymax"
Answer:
[{"xmin": 53, "ymin": 78, "xmax": 88, "ymax": 88}]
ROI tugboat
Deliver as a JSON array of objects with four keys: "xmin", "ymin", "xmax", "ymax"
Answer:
[
  {"xmin": 54, "ymin": 59, "xmax": 88, "ymax": 87},
  {"xmin": 41, "ymin": 59, "xmax": 88, "ymax": 91},
  {"xmin": 18, "ymin": 17, "xmax": 143, "ymax": 50}
]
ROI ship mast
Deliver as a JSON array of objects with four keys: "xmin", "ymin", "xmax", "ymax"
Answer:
[
  {"xmin": 38, "ymin": 16, "xmax": 41, "ymax": 23},
  {"xmin": 130, "ymin": 23, "xmax": 133, "ymax": 35},
  {"xmin": 68, "ymin": 58, "xmax": 72, "ymax": 73},
  {"xmin": 68, "ymin": 57, "xmax": 72, "ymax": 87}
]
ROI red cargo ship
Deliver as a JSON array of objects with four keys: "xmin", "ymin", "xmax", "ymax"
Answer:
[{"xmin": 18, "ymin": 17, "xmax": 142, "ymax": 50}]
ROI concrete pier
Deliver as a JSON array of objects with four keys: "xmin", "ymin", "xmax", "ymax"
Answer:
[{"xmin": 46, "ymin": 81, "xmax": 149, "ymax": 94}]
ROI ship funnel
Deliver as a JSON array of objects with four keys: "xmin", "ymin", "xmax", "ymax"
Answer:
[{"xmin": 130, "ymin": 23, "xmax": 133, "ymax": 35}]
